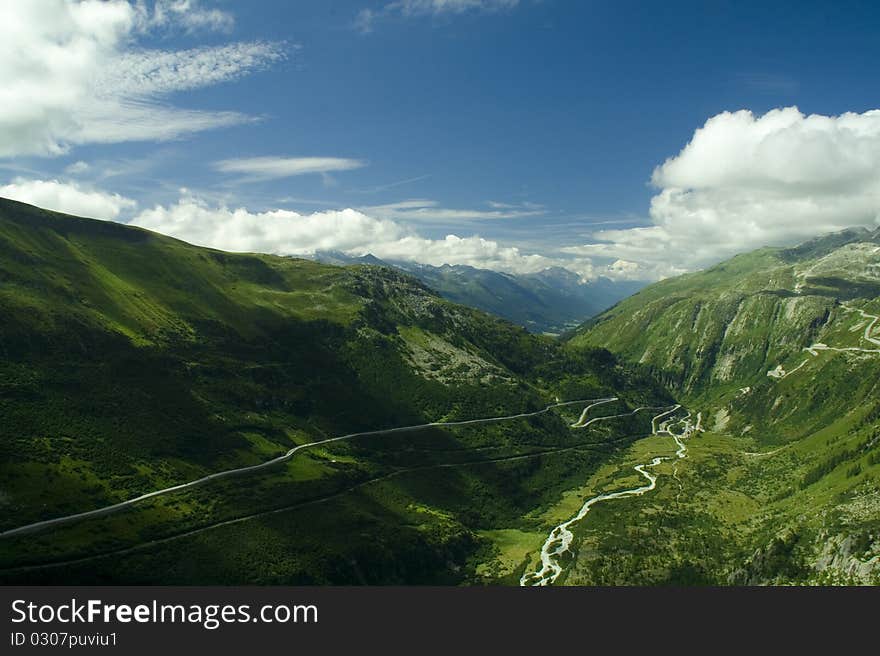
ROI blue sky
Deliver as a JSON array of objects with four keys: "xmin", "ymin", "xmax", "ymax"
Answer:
[{"xmin": 3, "ymin": 1, "xmax": 880, "ymax": 280}]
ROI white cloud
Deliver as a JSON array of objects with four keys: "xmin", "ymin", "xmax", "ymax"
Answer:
[
  {"xmin": 129, "ymin": 194, "xmax": 573, "ymax": 275},
  {"xmin": 100, "ymin": 41, "xmax": 284, "ymax": 98},
  {"xmin": 0, "ymin": 181, "xmax": 621, "ymax": 281},
  {"xmin": 0, "ymin": 178, "xmax": 136, "ymax": 220},
  {"xmin": 356, "ymin": 0, "xmax": 519, "ymax": 32},
  {"xmin": 565, "ymin": 107, "xmax": 880, "ymax": 280},
  {"xmin": 391, "ymin": 0, "xmax": 520, "ymax": 14},
  {"xmin": 362, "ymin": 199, "xmax": 544, "ymax": 222},
  {"xmin": 132, "ymin": 198, "xmax": 403, "ymax": 255},
  {"xmin": 369, "ymin": 234, "xmax": 557, "ymax": 273},
  {"xmin": 351, "ymin": 174, "xmax": 432, "ymax": 194},
  {"xmin": 65, "ymin": 161, "xmax": 91, "ymax": 175},
  {"xmin": 0, "ymin": 0, "xmax": 284, "ymax": 158},
  {"xmin": 487, "ymin": 200, "xmax": 542, "ymax": 210},
  {"xmin": 143, "ymin": 0, "xmax": 234, "ymax": 33},
  {"xmin": 213, "ymin": 157, "xmax": 366, "ymax": 181}
]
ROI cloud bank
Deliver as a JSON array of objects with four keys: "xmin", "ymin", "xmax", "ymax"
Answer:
[
  {"xmin": 129, "ymin": 195, "xmax": 567, "ymax": 275},
  {"xmin": 0, "ymin": 178, "xmax": 136, "ymax": 220},
  {"xmin": 0, "ymin": 177, "xmax": 649, "ymax": 281},
  {"xmin": 566, "ymin": 107, "xmax": 880, "ymax": 279},
  {"xmin": 0, "ymin": 0, "xmax": 284, "ymax": 158}
]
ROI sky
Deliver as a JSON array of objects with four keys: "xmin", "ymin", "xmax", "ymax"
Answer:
[{"xmin": 2, "ymin": 0, "xmax": 880, "ymax": 281}]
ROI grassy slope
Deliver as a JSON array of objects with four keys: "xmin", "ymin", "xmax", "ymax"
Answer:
[
  {"xmin": 565, "ymin": 231, "xmax": 880, "ymax": 584},
  {"xmin": 0, "ymin": 198, "xmax": 669, "ymax": 584}
]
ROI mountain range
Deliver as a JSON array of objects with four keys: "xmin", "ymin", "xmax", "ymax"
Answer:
[{"xmin": 311, "ymin": 251, "xmax": 644, "ymax": 334}]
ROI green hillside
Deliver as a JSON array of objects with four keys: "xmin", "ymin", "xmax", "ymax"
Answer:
[
  {"xmin": 0, "ymin": 198, "xmax": 668, "ymax": 584},
  {"xmin": 567, "ymin": 229, "xmax": 880, "ymax": 584}
]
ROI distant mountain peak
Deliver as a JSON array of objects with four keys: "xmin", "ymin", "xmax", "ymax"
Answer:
[{"xmin": 309, "ymin": 252, "xmax": 646, "ymax": 334}]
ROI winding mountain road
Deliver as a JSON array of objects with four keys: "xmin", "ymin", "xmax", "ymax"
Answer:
[
  {"xmin": 0, "ymin": 397, "xmax": 610, "ymax": 540},
  {"xmin": 769, "ymin": 304, "xmax": 880, "ymax": 380},
  {"xmin": 2, "ymin": 430, "xmax": 665, "ymax": 574},
  {"xmin": 570, "ymin": 398, "xmax": 618, "ymax": 427}
]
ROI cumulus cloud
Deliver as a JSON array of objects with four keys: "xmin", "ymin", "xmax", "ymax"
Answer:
[
  {"xmin": 0, "ymin": 0, "xmax": 284, "ymax": 158},
  {"xmin": 356, "ymin": 0, "xmax": 519, "ymax": 33},
  {"xmin": 0, "ymin": 178, "xmax": 136, "ymax": 220},
  {"xmin": 565, "ymin": 107, "xmax": 880, "ymax": 279},
  {"xmin": 213, "ymin": 157, "xmax": 367, "ymax": 181},
  {"xmin": 370, "ymin": 234, "xmax": 559, "ymax": 273},
  {"xmin": 132, "ymin": 198, "xmax": 402, "ymax": 255},
  {"xmin": 129, "ymin": 195, "xmax": 565, "ymax": 274}
]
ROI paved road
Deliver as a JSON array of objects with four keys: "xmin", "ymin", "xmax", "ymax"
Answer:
[
  {"xmin": 0, "ymin": 398, "xmax": 607, "ymax": 539},
  {"xmin": 1, "ymin": 431, "xmax": 653, "ymax": 574}
]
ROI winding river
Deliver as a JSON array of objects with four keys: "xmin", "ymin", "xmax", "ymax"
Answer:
[{"xmin": 520, "ymin": 405, "xmax": 695, "ymax": 586}]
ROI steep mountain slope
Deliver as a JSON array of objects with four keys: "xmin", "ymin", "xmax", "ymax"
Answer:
[
  {"xmin": 313, "ymin": 251, "xmax": 644, "ymax": 334},
  {"xmin": 0, "ymin": 198, "xmax": 668, "ymax": 584},
  {"xmin": 568, "ymin": 228, "xmax": 880, "ymax": 584}
]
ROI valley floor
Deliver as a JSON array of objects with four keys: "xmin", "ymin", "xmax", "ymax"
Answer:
[
  {"xmin": 0, "ymin": 397, "xmax": 668, "ymax": 584},
  {"xmin": 4, "ymin": 393, "xmax": 878, "ymax": 586},
  {"xmin": 474, "ymin": 425, "xmax": 879, "ymax": 585}
]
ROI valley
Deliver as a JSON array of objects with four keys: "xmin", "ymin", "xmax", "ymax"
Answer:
[
  {"xmin": 0, "ymin": 198, "xmax": 670, "ymax": 585},
  {"xmin": 1, "ymin": 198, "xmax": 878, "ymax": 586},
  {"xmin": 312, "ymin": 251, "xmax": 644, "ymax": 335}
]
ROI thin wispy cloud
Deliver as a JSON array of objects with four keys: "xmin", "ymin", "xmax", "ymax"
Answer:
[
  {"xmin": 575, "ymin": 218, "xmax": 649, "ymax": 227},
  {"xmin": 352, "ymin": 174, "xmax": 432, "ymax": 194},
  {"xmin": 735, "ymin": 72, "xmax": 800, "ymax": 95},
  {"xmin": 274, "ymin": 196, "xmax": 349, "ymax": 208},
  {"xmin": 214, "ymin": 157, "xmax": 367, "ymax": 182},
  {"xmin": 487, "ymin": 200, "xmax": 544, "ymax": 211},
  {"xmin": 356, "ymin": 0, "xmax": 520, "ymax": 33},
  {"xmin": 0, "ymin": 1, "xmax": 286, "ymax": 158},
  {"xmin": 362, "ymin": 198, "xmax": 545, "ymax": 222},
  {"xmin": 64, "ymin": 161, "xmax": 91, "ymax": 175},
  {"xmin": 141, "ymin": 0, "xmax": 235, "ymax": 34}
]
